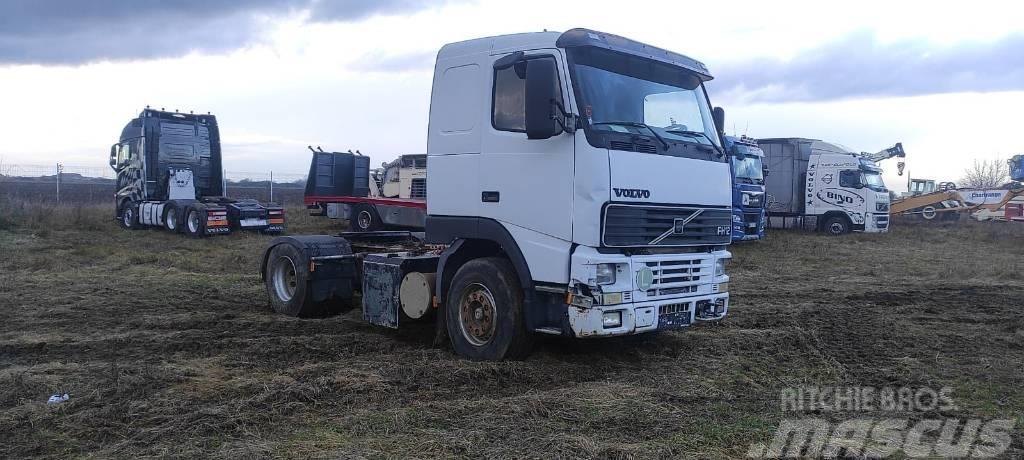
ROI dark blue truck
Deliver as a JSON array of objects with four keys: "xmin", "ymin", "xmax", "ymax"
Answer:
[{"xmin": 725, "ymin": 135, "xmax": 767, "ymax": 241}]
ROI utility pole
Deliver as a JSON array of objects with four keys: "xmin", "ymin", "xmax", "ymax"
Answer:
[
  {"xmin": 56, "ymin": 163, "xmax": 64, "ymax": 203},
  {"xmin": 269, "ymin": 171, "xmax": 274, "ymax": 202}
]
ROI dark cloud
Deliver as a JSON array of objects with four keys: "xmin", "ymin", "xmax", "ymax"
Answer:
[
  {"xmin": 711, "ymin": 32, "xmax": 1024, "ymax": 103},
  {"xmin": 0, "ymin": 0, "xmax": 453, "ymax": 65}
]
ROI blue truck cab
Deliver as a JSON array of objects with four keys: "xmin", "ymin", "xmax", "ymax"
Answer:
[{"xmin": 725, "ymin": 135, "xmax": 767, "ymax": 241}]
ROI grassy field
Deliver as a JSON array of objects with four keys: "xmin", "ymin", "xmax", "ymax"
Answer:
[{"xmin": 1, "ymin": 201, "xmax": 1022, "ymax": 458}]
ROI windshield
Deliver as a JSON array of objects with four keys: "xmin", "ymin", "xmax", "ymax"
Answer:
[
  {"xmin": 568, "ymin": 47, "xmax": 722, "ymax": 157},
  {"xmin": 862, "ymin": 171, "xmax": 886, "ymax": 191},
  {"xmin": 732, "ymin": 156, "xmax": 763, "ymax": 183}
]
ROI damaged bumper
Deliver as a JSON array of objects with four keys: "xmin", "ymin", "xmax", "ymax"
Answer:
[{"xmin": 566, "ymin": 293, "xmax": 729, "ymax": 337}]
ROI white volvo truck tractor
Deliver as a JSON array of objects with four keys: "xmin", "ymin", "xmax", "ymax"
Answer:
[{"xmin": 261, "ymin": 28, "xmax": 734, "ymax": 360}]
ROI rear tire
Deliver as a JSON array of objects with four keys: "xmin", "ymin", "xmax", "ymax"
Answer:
[
  {"xmin": 822, "ymin": 216, "xmax": 850, "ymax": 235},
  {"xmin": 352, "ymin": 203, "xmax": 382, "ymax": 232},
  {"xmin": 163, "ymin": 204, "xmax": 180, "ymax": 233},
  {"xmin": 445, "ymin": 257, "xmax": 534, "ymax": 361},
  {"xmin": 264, "ymin": 243, "xmax": 330, "ymax": 317},
  {"xmin": 119, "ymin": 201, "xmax": 140, "ymax": 230},
  {"xmin": 184, "ymin": 207, "xmax": 205, "ymax": 238}
]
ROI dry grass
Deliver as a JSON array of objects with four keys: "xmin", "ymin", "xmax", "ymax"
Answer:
[{"xmin": 1, "ymin": 200, "xmax": 1022, "ymax": 458}]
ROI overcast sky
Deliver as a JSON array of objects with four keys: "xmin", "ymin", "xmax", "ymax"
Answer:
[{"xmin": 1, "ymin": 0, "xmax": 1022, "ymax": 189}]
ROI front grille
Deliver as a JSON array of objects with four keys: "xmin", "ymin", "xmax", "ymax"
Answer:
[
  {"xmin": 603, "ymin": 204, "xmax": 732, "ymax": 247},
  {"xmin": 609, "ymin": 140, "xmax": 657, "ymax": 154},
  {"xmin": 743, "ymin": 212, "xmax": 760, "ymax": 225},
  {"xmin": 410, "ymin": 178, "xmax": 426, "ymax": 198},
  {"xmin": 644, "ymin": 259, "xmax": 708, "ymax": 297},
  {"xmin": 659, "ymin": 302, "xmax": 691, "ymax": 315}
]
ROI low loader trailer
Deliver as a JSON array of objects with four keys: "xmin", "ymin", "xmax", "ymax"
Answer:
[
  {"xmin": 110, "ymin": 108, "xmax": 285, "ymax": 236},
  {"xmin": 262, "ymin": 28, "xmax": 735, "ymax": 360}
]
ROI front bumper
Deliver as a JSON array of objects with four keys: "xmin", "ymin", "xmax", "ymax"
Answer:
[
  {"xmin": 565, "ymin": 247, "xmax": 731, "ymax": 337},
  {"xmin": 567, "ymin": 293, "xmax": 729, "ymax": 337}
]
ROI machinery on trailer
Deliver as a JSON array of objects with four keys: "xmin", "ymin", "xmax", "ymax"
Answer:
[
  {"xmin": 759, "ymin": 138, "xmax": 905, "ymax": 235},
  {"xmin": 262, "ymin": 28, "xmax": 735, "ymax": 360},
  {"xmin": 725, "ymin": 135, "xmax": 766, "ymax": 241},
  {"xmin": 305, "ymin": 148, "xmax": 427, "ymax": 231},
  {"xmin": 110, "ymin": 108, "xmax": 285, "ymax": 236},
  {"xmin": 891, "ymin": 187, "xmax": 1024, "ymax": 221}
]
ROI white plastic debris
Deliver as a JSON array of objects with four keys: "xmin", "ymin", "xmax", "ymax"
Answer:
[{"xmin": 47, "ymin": 393, "xmax": 70, "ymax": 405}]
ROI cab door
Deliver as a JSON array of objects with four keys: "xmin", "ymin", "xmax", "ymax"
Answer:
[{"xmin": 478, "ymin": 50, "xmax": 575, "ymax": 283}]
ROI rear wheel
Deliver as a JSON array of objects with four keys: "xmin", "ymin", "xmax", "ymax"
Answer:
[
  {"xmin": 119, "ymin": 201, "xmax": 140, "ymax": 230},
  {"xmin": 163, "ymin": 204, "xmax": 179, "ymax": 232},
  {"xmin": 445, "ymin": 257, "xmax": 534, "ymax": 361},
  {"xmin": 822, "ymin": 216, "xmax": 850, "ymax": 235},
  {"xmin": 264, "ymin": 243, "xmax": 336, "ymax": 317},
  {"xmin": 352, "ymin": 203, "xmax": 382, "ymax": 232},
  {"xmin": 185, "ymin": 208, "xmax": 205, "ymax": 237}
]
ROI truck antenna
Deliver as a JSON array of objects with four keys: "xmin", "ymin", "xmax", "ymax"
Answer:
[
  {"xmin": 317, "ymin": 146, "xmax": 325, "ymax": 153},
  {"xmin": 307, "ymin": 145, "xmax": 317, "ymax": 154}
]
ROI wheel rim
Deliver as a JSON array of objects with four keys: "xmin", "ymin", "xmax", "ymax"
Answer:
[
  {"xmin": 188, "ymin": 211, "xmax": 200, "ymax": 233},
  {"xmin": 166, "ymin": 208, "xmax": 177, "ymax": 230},
  {"xmin": 829, "ymin": 221, "xmax": 844, "ymax": 234},
  {"xmin": 357, "ymin": 210, "xmax": 372, "ymax": 230},
  {"xmin": 123, "ymin": 208, "xmax": 133, "ymax": 227},
  {"xmin": 457, "ymin": 282, "xmax": 497, "ymax": 346},
  {"xmin": 271, "ymin": 256, "xmax": 298, "ymax": 302},
  {"xmin": 922, "ymin": 206, "xmax": 937, "ymax": 220}
]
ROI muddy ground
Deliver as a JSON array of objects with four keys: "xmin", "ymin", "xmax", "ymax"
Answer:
[{"xmin": 1, "ymin": 202, "xmax": 1022, "ymax": 458}]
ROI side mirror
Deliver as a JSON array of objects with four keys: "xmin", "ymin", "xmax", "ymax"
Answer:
[
  {"xmin": 762, "ymin": 166, "xmax": 770, "ymax": 177},
  {"xmin": 712, "ymin": 107, "xmax": 725, "ymax": 135},
  {"xmin": 525, "ymin": 58, "xmax": 560, "ymax": 140},
  {"xmin": 109, "ymin": 144, "xmax": 118, "ymax": 169}
]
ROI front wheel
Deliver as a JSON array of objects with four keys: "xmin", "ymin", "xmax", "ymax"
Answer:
[
  {"xmin": 445, "ymin": 257, "xmax": 534, "ymax": 361},
  {"xmin": 119, "ymin": 201, "xmax": 140, "ymax": 230},
  {"xmin": 822, "ymin": 216, "xmax": 850, "ymax": 235}
]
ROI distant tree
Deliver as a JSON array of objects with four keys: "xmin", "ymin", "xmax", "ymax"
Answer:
[{"xmin": 960, "ymin": 159, "xmax": 1008, "ymax": 189}]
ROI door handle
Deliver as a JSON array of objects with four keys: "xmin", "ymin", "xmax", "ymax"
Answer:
[{"xmin": 481, "ymin": 191, "xmax": 500, "ymax": 203}]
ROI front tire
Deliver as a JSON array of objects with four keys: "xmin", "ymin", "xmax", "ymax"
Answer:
[
  {"xmin": 445, "ymin": 257, "xmax": 534, "ymax": 361},
  {"xmin": 119, "ymin": 201, "xmax": 140, "ymax": 230},
  {"xmin": 822, "ymin": 216, "xmax": 850, "ymax": 235}
]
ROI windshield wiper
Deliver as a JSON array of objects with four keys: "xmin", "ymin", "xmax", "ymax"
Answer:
[
  {"xmin": 592, "ymin": 121, "xmax": 669, "ymax": 150},
  {"xmin": 664, "ymin": 129, "xmax": 722, "ymax": 155}
]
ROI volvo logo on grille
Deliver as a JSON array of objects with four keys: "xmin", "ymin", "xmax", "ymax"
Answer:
[{"xmin": 649, "ymin": 210, "xmax": 703, "ymax": 245}]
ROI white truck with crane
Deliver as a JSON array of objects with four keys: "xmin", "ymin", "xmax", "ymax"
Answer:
[
  {"xmin": 759, "ymin": 138, "xmax": 905, "ymax": 235},
  {"xmin": 261, "ymin": 28, "xmax": 735, "ymax": 360}
]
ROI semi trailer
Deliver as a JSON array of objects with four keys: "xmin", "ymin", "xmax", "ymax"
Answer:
[
  {"xmin": 759, "ymin": 138, "xmax": 905, "ymax": 235},
  {"xmin": 725, "ymin": 135, "xmax": 766, "ymax": 241},
  {"xmin": 110, "ymin": 108, "xmax": 285, "ymax": 236},
  {"xmin": 261, "ymin": 28, "xmax": 735, "ymax": 360},
  {"xmin": 304, "ymin": 148, "xmax": 427, "ymax": 231}
]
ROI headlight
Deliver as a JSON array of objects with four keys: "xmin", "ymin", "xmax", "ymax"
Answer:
[
  {"xmin": 595, "ymin": 263, "xmax": 616, "ymax": 285},
  {"xmin": 602, "ymin": 311, "xmax": 622, "ymax": 328},
  {"xmin": 715, "ymin": 258, "xmax": 729, "ymax": 277}
]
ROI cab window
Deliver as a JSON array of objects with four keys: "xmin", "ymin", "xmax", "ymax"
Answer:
[
  {"xmin": 492, "ymin": 56, "xmax": 562, "ymax": 132},
  {"xmin": 839, "ymin": 170, "xmax": 860, "ymax": 188}
]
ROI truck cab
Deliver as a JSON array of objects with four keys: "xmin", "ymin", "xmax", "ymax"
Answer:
[
  {"xmin": 725, "ymin": 135, "xmax": 766, "ymax": 241},
  {"xmin": 804, "ymin": 143, "xmax": 891, "ymax": 233},
  {"xmin": 110, "ymin": 108, "xmax": 284, "ymax": 236},
  {"xmin": 264, "ymin": 28, "xmax": 734, "ymax": 360}
]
